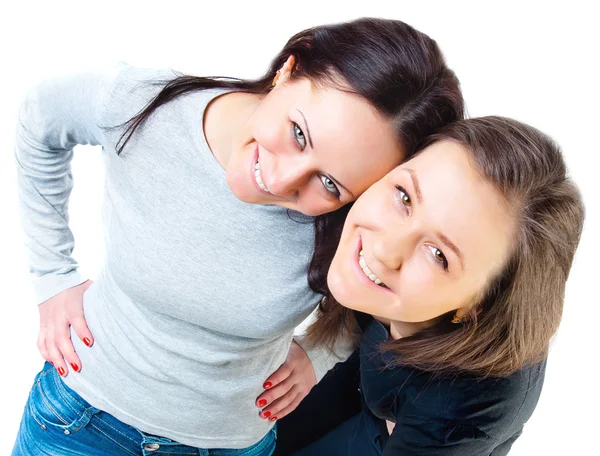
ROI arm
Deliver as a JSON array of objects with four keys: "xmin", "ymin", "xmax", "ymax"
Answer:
[
  {"xmin": 16, "ymin": 68, "xmax": 112, "ymax": 303},
  {"xmin": 15, "ymin": 65, "xmax": 121, "ymax": 374},
  {"xmin": 293, "ymin": 325, "xmax": 356, "ymax": 382}
]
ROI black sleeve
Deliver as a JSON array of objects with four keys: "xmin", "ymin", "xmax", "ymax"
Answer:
[{"xmin": 383, "ymin": 415, "xmax": 495, "ymax": 456}]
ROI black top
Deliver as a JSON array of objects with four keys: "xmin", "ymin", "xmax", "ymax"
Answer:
[{"xmin": 360, "ymin": 318, "xmax": 546, "ymax": 455}]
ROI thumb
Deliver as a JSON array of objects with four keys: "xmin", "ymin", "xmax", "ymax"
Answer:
[{"xmin": 80, "ymin": 280, "xmax": 94, "ymax": 292}]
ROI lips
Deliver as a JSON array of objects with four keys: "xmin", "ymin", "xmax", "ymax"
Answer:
[
  {"xmin": 254, "ymin": 159, "xmax": 271, "ymax": 193},
  {"xmin": 251, "ymin": 145, "xmax": 271, "ymax": 194},
  {"xmin": 354, "ymin": 236, "xmax": 390, "ymax": 292},
  {"xmin": 358, "ymin": 249, "xmax": 385, "ymax": 286}
]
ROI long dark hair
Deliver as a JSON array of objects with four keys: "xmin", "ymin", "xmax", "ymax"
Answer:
[
  {"xmin": 309, "ymin": 117, "xmax": 585, "ymax": 378},
  {"xmin": 117, "ymin": 18, "xmax": 464, "ymax": 155}
]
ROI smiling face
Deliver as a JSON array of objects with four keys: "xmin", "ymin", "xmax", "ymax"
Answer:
[
  {"xmin": 225, "ymin": 77, "xmax": 404, "ymax": 216},
  {"xmin": 327, "ymin": 140, "xmax": 516, "ymax": 332}
]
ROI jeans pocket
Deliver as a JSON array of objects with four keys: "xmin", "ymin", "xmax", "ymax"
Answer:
[{"xmin": 27, "ymin": 362, "xmax": 100, "ymax": 434}]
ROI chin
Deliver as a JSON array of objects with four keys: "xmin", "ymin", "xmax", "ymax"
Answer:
[
  {"xmin": 327, "ymin": 269, "xmax": 357, "ymax": 310},
  {"xmin": 225, "ymin": 171, "xmax": 252, "ymax": 202}
]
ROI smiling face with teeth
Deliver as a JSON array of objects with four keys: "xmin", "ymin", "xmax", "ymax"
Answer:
[
  {"xmin": 327, "ymin": 140, "xmax": 516, "ymax": 337},
  {"xmin": 212, "ymin": 66, "xmax": 404, "ymax": 217}
]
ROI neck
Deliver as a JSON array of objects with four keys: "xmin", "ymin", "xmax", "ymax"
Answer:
[
  {"xmin": 203, "ymin": 91, "xmax": 262, "ymax": 168},
  {"xmin": 389, "ymin": 319, "xmax": 431, "ymax": 340}
]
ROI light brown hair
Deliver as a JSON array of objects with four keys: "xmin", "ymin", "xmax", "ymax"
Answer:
[{"xmin": 307, "ymin": 116, "xmax": 585, "ymax": 377}]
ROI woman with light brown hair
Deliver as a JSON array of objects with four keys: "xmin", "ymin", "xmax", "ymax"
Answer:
[{"xmin": 286, "ymin": 116, "xmax": 584, "ymax": 455}]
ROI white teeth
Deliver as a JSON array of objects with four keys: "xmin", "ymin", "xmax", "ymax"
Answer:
[
  {"xmin": 254, "ymin": 160, "xmax": 271, "ymax": 193},
  {"xmin": 358, "ymin": 249, "xmax": 385, "ymax": 287}
]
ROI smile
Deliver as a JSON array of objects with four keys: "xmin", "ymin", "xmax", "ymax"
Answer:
[
  {"xmin": 358, "ymin": 250, "xmax": 386, "ymax": 287},
  {"xmin": 254, "ymin": 159, "xmax": 271, "ymax": 193}
]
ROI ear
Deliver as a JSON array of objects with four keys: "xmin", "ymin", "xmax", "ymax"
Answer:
[
  {"xmin": 272, "ymin": 55, "xmax": 296, "ymax": 88},
  {"xmin": 455, "ymin": 300, "xmax": 483, "ymax": 323},
  {"xmin": 454, "ymin": 307, "xmax": 468, "ymax": 321}
]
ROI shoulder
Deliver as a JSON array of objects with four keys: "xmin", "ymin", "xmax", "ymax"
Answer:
[
  {"xmin": 449, "ymin": 360, "xmax": 546, "ymax": 410},
  {"xmin": 403, "ymin": 360, "xmax": 546, "ymax": 439},
  {"xmin": 99, "ymin": 63, "xmax": 181, "ymax": 124}
]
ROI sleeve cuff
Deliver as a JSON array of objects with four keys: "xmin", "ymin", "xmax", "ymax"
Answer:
[
  {"xmin": 294, "ymin": 332, "xmax": 356, "ymax": 382},
  {"xmin": 32, "ymin": 270, "xmax": 87, "ymax": 305}
]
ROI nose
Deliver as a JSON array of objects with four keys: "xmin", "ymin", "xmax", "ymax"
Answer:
[
  {"xmin": 371, "ymin": 222, "xmax": 420, "ymax": 271},
  {"xmin": 265, "ymin": 153, "xmax": 312, "ymax": 199}
]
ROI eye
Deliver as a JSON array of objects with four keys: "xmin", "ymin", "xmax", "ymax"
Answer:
[
  {"xmin": 292, "ymin": 122, "xmax": 306, "ymax": 150},
  {"xmin": 427, "ymin": 245, "xmax": 449, "ymax": 272},
  {"xmin": 395, "ymin": 185, "xmax": 412, "ymax": 211},
  {"xmin": 320, "ymin": 175, "xmax": 341, "ymax": 198}
]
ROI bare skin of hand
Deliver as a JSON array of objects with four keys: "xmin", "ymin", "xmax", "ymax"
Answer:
[
  {"xmin": 37, "ymin": 280, "xmax": 94, "ymax": 377},
  {"xmin": 255, "ymin": 340, "xmax": 317, "ymax": 422}
]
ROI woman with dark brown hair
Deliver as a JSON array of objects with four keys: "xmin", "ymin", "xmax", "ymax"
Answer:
[
  {"xmin": 11, "ymin": 17, "xmax": 464, "ymax": 456},
  {"xmin": 288, "ymin": 116, "xmax": 584, "ymax": 455}
]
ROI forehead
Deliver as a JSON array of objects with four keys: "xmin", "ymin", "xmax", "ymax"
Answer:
[
  {"xmin": 295, "ymin": 81, "xmax": 405, "ymax": 196},
  {"xmin": 396, "ymin": 141, "xmax": 515, "ymax": 275}
]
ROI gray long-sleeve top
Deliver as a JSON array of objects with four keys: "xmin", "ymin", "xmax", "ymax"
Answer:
[{"xmin": 15, "ymin": 64, "xmax": 350, "ymax": 448}]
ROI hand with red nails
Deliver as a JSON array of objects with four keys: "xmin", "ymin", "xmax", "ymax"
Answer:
[
  {"xmin": 255, "ymin": 340, "xmax": 316, "ymax": 421},
  {"xmin": 37, "ymin": 280, "xmax": 95, "ymax": 377}
]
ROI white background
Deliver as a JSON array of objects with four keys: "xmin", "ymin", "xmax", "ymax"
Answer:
[{"xmin": 0, "ymin": 1, "xmax": 598, "ymax": 453}]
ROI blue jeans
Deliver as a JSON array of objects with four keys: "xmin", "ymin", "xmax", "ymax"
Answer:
[{"xmin": 12, "ymin": 362, "xmax": 277, "ymax": 456}]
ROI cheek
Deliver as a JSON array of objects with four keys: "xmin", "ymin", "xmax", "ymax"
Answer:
[
  {"xmin": 327, "ymin": 257, "xmax": 360, "ymax": 310},
  {"xmin": 351, "ymin": 187, "xmax": 387, "ymax": 219},
  {"xmin": 248, "ymin": 101, "xmax": 288, "ymax": 150},
  {"xmin": 399, "ymin": 261, "xmax": 431, "ymax": 299},
  {"xmin": 297, "ymin": 190, "xmax": 341, "ymax": 216},
  {"xmin": 399, "ymin": 263, "xmax": 473, "ymax": 321},
  {"xmin": 397, "ymin": 262, "xmax": 448, "ymax": 321}
]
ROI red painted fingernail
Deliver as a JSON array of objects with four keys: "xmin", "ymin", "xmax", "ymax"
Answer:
[
  {"xmin": 263, "ymin": 411, "xmax": 271, "ymax": 418},
  {"xmin": 50, "ymin": 361, "xmax": 54, "ymax": 366},
  {"xmin": 83, "ymin": 337, "xmax": 92, "ymax": 347},
  {"xmin": 258, "ymin": 399, "xmax": 267, "ymax": 408},
  {"xmin": 58, "ymin": 367, "xmax": 66, "ymax": 376},
  {"xmin": 269, "ymin": 416, "xmax": 278, "ymax": 422},
  {"xmin": 70, "ymin": 363, "xmax": 79, "ymax": 372},
  {"xmin": 263, "ymin": 382, "xmax": 272, "ymax": 389}
]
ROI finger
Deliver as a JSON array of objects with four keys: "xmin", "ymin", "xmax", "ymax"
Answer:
[
  {"xmin": 37, "ymin": 330, "xmax": 49, "ymax": 361},
  {"xmin": 262, "ymin": 392, "xmax": 303, "ymax": 422},
  {"xmin": 56, "ymin": 325, "xmax": 82, "ymax": 374},
  {"xmin": 46, "ymin": 339, "xmax": 68, "ymax": 377},
  {"xmin": 259, "ymin": 385, "xmax": 298, "ymax": 418},
  {"xmin": 262, "ymin": 362, "xmax": 293, "ymax": 390},
  {"xmin": 80, "ymin": 280, "xmax": 93, "ymax": 292},
  {"xmin": 71, "ymin": 314, "xmax": 94, "ymax": 348},
  {"xmin": 256, "ymin": 377, "xmax": 294, "ymax": 409}
]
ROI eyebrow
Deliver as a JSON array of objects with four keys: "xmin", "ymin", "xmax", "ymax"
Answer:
[
  {"xmin": 297, "ymin": 109, "xmax": 355, "ymax": 199},
  {"xmin": 296, "ymin": 109, "xmax": 314, "ymax": 149},
  {"xmin": 437, "ymin": 232, "xmax": 465, "ymax": 271},
  {"xmin": 405, "ymin": 168, "xmax": 423, "ymax": 203},
  {"xmin": 404, "ymin": 168, "xmax": 465, "ymax": 270}
]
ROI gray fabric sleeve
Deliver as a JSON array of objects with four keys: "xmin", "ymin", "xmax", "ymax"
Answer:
[
  {"xmin": 14, "ymin": 66, "xmax": 121, "ymax": 304},
  {"xmin": 293, "ymin": 313, "xmax": 357, "ymax": 382}
]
